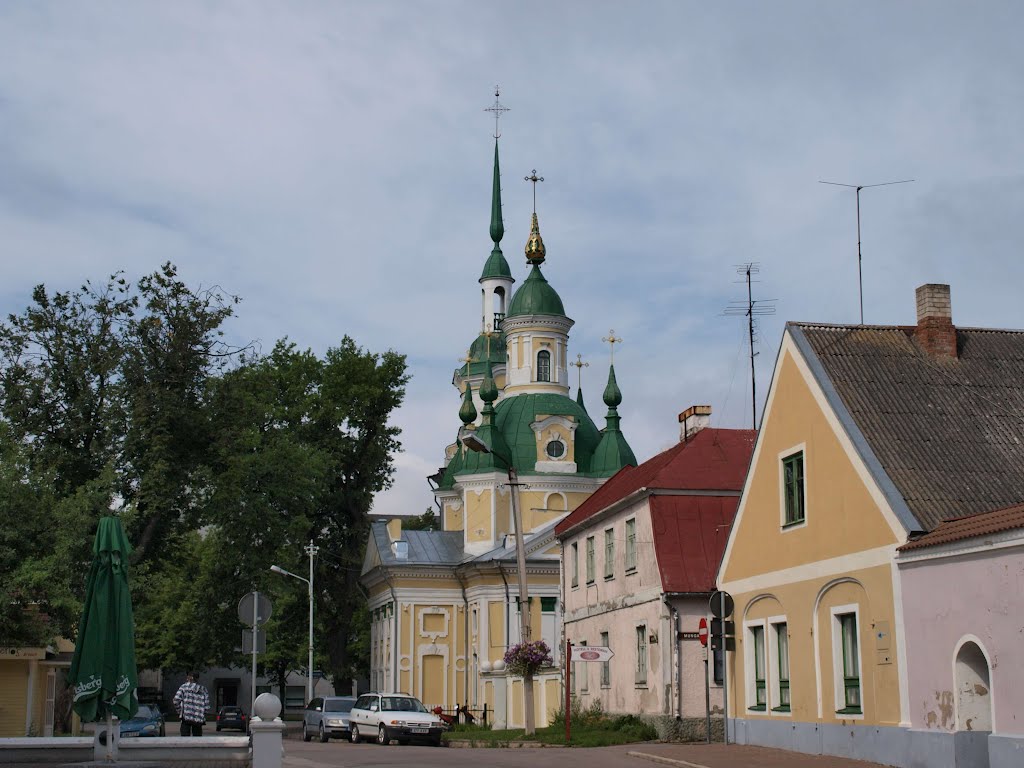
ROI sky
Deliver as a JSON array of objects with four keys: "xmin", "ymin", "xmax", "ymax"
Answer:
[{"xmin": 3, "ymin": 2, "xmax": 1024, "ymax": 522}]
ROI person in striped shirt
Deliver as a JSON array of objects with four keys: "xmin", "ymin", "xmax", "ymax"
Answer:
[{"xmin": 173, "ymin": 671, "xmax": 210, "ymax": 736}]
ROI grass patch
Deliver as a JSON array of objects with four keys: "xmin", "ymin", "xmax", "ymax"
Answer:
[{"xmin": 444, "ymin": 698, "xmax": 658, "ymax": 747}]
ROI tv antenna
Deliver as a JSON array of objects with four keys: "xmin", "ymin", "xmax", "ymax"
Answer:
[
  {"xmin": 723, "ymin": 263, "xmax": 776, "ymax": 429},
  {"xmin": 819, "ymin": 178, "xmax": 914, "ymax": 324}
]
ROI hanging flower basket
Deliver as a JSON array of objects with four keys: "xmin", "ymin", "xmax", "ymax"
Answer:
[{"xmin": 503, "ymin": 640, "xmax": 553, "ymax": 677}]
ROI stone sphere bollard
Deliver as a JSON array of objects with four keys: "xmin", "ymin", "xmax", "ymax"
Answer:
[{"xmin": 253, "ymin": 692, "xmax": 282, "ymax": 721}]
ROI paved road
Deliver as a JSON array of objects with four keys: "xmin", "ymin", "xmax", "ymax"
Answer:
[{"xmin": 283, "ymin": 739, "xmax": 895, "ymax": 768}]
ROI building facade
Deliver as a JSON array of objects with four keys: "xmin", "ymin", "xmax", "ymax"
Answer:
[{"xmin": 361, "ymin": 133, "xmax": 636, "ymax": 728}]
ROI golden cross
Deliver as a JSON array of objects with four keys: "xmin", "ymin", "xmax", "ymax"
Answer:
[
  {"xmin": 458, "ymin": 348, "xmax": 477, "ymax": 368},
  {"xmin": 481, "ymin": 323, "xmax": 499, "ymax": 359},
  {"xmin": 570, "ymin": 353, "xmax": 589, "ymax": 389},
  {"xmin": 602, "ymin": 330, "xmax": 623, "ymax": 364}
]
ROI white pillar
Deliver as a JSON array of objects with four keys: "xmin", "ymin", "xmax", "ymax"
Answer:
[{"xmin": 24, "ymin": 659, "xmax": 37, "ymax": 735}]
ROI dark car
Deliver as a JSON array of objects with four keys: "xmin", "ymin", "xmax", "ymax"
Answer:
[
  {"xmin": 215, "ymin": 705, "xmax": 248, "ymax": 732},
  {"xmin": 303, "ymin": 696, "xmax": 357, "ymax": 742},
  {"xmin": 119, "ymin": 704, "xmax": 165, "ymax": 738}
]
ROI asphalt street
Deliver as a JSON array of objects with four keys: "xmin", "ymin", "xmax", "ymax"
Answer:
[{"xmin": 283, "ymin": 739, "xmax": 895, "ymax": 768}]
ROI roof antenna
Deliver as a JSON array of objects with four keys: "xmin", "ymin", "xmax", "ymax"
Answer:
[
  {"xmin": 724, "ymin": 263, "xmax": 775, "ymax": 429},
  {"xmin": 819, "ymin": 178, "xmax": 914, "ymax": 324}
]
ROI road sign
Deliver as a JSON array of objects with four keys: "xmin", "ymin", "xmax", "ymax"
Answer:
[
  {"xmin": 698, "ymin": 617, "xmax": 709, "ymax": 646},
  {"xmin": 679, "ymin": 632, "xmax": 701, "ymax": 641},
  {"xmin": 574, "ymin": 646, "xmax": 614, "ymax": 662},
  {"xmin": 242, "ymin": 628, "xmax": 266, "ymax": 654},
  {"xmin": 710, "ymin": 618, "xmax": 735, "ymax": 636},
  {"xmin": 238, "ymin": 591, "xmax": 273, "ymax": 627},
  {"xmin": 709, "ymin": 590, "xmax": 734, "ymax": 618}
]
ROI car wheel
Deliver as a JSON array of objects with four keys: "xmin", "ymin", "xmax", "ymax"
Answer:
[
  {"xmin": 350, "ymin": 724, "xmax": 360, "ymax": 743},
  {"xmin": 302, "ymin": 723, "xmax": 311, "ymax": 742},
  {"xmin": 377, "ymin": 724, "xmax": 390, "ymax": 745},
  {"xmin": 319, "ymin": 723, "xmax": 328, "ymax": 743}
]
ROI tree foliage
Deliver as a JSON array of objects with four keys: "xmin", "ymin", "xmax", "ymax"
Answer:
[{"xmin": 0, "ymin": 265, "xmax": 408, "ymax": 693}]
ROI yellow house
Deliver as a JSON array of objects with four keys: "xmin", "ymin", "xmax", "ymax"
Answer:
[
  {"xmin": 0, "ymin": 641, "xmax": 74, "ymax": 737},
  {"xmin": 718, "ymin": 284, "xmax": 1024, "ymax": 766},
  {"xmin": 361, "ymin": 131, "xmax": 636, "ymax": 729}
]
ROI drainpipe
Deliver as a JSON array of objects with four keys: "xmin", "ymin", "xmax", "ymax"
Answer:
[
  {"xmin": 456, "ymin": 569, "xmax": 471, "ymax": 708},
  {"xmin": 385, "ymin": 572, "xmax": 399, "ymax": 692},
  {"xmin": 664, "ymin": 597, "xmax": 680, "ymax": 720}
]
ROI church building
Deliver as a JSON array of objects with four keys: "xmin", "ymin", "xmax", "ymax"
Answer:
[{"xmin": 361, "ymin": 116, "xmax": 636, "ymax": 728}]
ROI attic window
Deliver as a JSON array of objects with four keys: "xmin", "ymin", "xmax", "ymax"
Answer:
[{"xmin": 546, "ymin": 439, "xmax": 565, "ymax": 459}]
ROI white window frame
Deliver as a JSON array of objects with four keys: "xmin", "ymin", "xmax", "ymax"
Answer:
[
  {"xmin": 768, "ymin": 615, "xmax": 791, "ymax": 716},
  {"xmin": 635, "ymin": 624, "xmax": 648, "ymax": 686},
  {"xmin": 743, "ymin": 618, "xmax": 768, "ymax": 711},
  {"xmin": 604, "ymin": 527, "xmax": 615, "ymax": 579},
  {"xmin": 625, "ymin": 518, "xmax": 637, "ymax": 572},
  {"xmin": 600, "ymin": 631, "xmax": 611, "ymax": 688},
  {"xmin": 537, "ymin": 349, "xmax": 551, "ymax": 382},
  {"xmin": 778, "ymin": 443, "xmax": 808, "ymax": 531},
  {"xmin": 830, "ymin": 603, "xmax": 864, "ymax": 719},
  {"xmin": 585, "ymin": 536, "xmax": 595, "ymax": 584},
  {"xmin": 578, "ymin": 640, "xmax": 588, "ymax": 693}
]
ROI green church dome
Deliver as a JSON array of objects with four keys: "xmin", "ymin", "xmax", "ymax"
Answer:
[
  {"xmin": 480, "ymin": 246, "xmax": 512, "ymax": 281},
  {"xmin": 506, "ymin": 265, "xmax": 566, "ymax": 319},
  {"xmin": 492, "ymin": 392, "xmax": 601, "ymax": 474},
  {"xmin": 457, "ymin": 331, "xmax": 506, "ymax": 378}
]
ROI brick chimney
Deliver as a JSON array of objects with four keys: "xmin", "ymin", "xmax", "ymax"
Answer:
[
  {"xmin": 678, "ymin": 405, "xmax": 711, "ymax": 443},
  {"xmin": 914, "ymin": 284, "xmax": 957, "ymax": 358}
]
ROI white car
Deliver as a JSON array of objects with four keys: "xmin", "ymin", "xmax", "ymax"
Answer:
[{"xmin": 348, "ymin": 692, "xmax": 447, "ymax": 746}]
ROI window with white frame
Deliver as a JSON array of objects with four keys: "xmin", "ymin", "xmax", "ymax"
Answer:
[
  {"xmin": 832, "ymin": 606, "xmax": 862, "ymax": 715},
  {"xmin": 585, "ymin": 536, "xmax": 595, "ymax": 583},
  {"xmin": 600, "ymin": 631, "xmax": 610, "ymax": 687},
  {"xmin": 749, "ymin": 625, "xmax": 767, "ymax": 710},
  {"xmin": 782, "ymin": 450, "xmax": 806, "ymax": 526},
  {"xmin": 579, "ymin": 640, "xmax": 588, "ymax": 692},
  {"xmin": 772, "ymin": 621, "xmax": 790, "ymax": 712},
  {"xmin": 604, "ymin": 528, "xmax": 615, "ymax": 579},
  {"xmin": 625, "ymin": 518, "xmax": 637, "ymax": 571},
  {"xmin": 571, "ymin": 542, "xmax": 579, "ymax": 588},
  {"xmin": 635, "ymin": 625, "xmax": 648, "ymax": 685}
]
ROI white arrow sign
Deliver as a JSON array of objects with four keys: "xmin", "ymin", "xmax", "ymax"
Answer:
[{"xmin": 573, "ymin": 645, "xmax": 614, "ymax": 662}]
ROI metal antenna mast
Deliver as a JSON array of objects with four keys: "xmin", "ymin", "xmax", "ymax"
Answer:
[
  {"xmin": 724, "ymin": 264, "xmax": 776, "ymax": 429},
  {"xmin": 819, "ymin": 178, "xmax": 914, "ymax": 324}
]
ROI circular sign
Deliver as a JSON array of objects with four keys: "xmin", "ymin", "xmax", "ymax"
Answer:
[
  {"xmin": 238, "ymin": 591, "xmax": 273, "ymax": 627},
  {"xmin": 709, "ymin": 590, "xmax": 734, "ymax": 619},
  {"xmin": 579, "ymin": 650, "xmax": 601, "ymax": 661},
  {"xmin": 698, "ymin": 617, "xmax": 709, "ymax": 647}
]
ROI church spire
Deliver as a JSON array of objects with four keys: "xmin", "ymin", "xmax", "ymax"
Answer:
[
  {"xmin": 490, "ymin": 141, "xmax": 504, "ymax": 246},
  {"xmin": 459, "ymin": 380, "xmax": 477, "ymax": 425}
]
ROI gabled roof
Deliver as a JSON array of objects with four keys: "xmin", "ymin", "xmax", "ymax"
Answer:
[
  {"xmin": 791, "ymin": 323, "xmax": 1024, "ymax": 532},
  {"xmin": 555, "ymin": 427, "xmax": 756, "ymax": 537},
  {"xmin": 897, "ymin": 502, "xmax": 1024, "ymax": 552}
]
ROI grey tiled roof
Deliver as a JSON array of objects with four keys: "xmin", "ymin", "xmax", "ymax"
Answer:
[
  {"xmin": 793, "ymin": 323, "xmax": 1024, "ymax": 532},
  {"xmin": 369, "ymin": 522, "xmax": 465, "ymax": 566}
]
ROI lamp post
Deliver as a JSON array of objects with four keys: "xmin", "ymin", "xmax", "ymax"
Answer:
[
  {"xmin": 270, "ymin": 539, "xmax": 319, "ymax": 705},
  {"xmin": 461, "ymin": 433, "xmax": 536, "ymax": 735}
]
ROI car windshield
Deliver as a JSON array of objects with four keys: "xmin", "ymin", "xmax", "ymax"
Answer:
[
  {"xmin": 222, "ymin": 707, "xmax": 241, "ymax": 714},
  {"xmin": 324, "ymin": 699, "xmax": 354, "ymax": 712},
  {"xmin": 381, "ymin": 697, "xmax": 427, "ymax": 713},
  {"xmin": 136, "ymin": 706, "xmax": 156, "ymax": 719}
]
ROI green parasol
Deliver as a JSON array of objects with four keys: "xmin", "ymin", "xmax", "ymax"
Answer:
[{"xmin": 68, "ymin": 516, "xmax": 139, "ymax": 723}]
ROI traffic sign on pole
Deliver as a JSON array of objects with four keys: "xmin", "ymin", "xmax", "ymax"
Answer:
[
  {"xmin": 238, "ymin": 592, "xmax": 273, "ymax": 627},
  {"xmin": 698, "ymin": 617, "xmax": 709, "ymax": 647}
]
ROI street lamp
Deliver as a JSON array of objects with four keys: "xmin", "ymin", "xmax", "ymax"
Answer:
[
  {"xmin": 461, "ymin": 433, "xmax": 536, "ymax": 735},
  {"xmin": 270, "ymin": 539, "xmax": 319, "ymax": 705}
]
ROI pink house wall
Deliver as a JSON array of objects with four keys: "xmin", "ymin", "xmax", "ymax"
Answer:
[{"xmin": 898, "ymin": 541, "xmax": 1024, "ymax": 735}]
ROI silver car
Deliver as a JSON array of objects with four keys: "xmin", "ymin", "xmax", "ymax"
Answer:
[{"xmin": 302, "ymin": 695, "xmax": 357, "ymax": 742}]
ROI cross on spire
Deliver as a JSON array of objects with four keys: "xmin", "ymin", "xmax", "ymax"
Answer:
[
  {"xmin": 459, "ymin": 348, "xmax": 478, "ymax": 369},
  {"xmin": 484, "ymin": 86, "xmax": 510, "ymax": 139},
  {"xmin": 482, "ymin": 322, "xmax": 499, "ymax": 356},
  {"xmin": 602, "ymin": 330, "xmax": 623, "ymax": 364},
  {"xmin": 524, "ymin": 169, "xmax": 544, "ymax": 213},
  {"xmin": 570, "ymin": 353, "xmax": 589, "ymax": 389}
]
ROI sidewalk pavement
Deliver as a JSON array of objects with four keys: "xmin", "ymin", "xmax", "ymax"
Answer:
[{"xmin": 626, "ymin": 742, "xmax": 896, "ymax": 768}]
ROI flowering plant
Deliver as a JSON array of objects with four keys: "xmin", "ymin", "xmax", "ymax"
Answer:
[{"xmin": 503, "ymin": 640, "xmax": 553, "ymax": 677}]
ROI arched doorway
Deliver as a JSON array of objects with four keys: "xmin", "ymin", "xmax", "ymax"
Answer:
[{"xmin": 955, "ymin": 641, "xmax": 992, "ymax": 732}]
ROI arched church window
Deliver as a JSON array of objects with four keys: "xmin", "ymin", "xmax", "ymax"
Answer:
[{"xmin": 537, "ymin": 350, "xmax": 551, "ymax": 382}]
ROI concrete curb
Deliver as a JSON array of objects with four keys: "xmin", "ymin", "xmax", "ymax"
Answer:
[{"xmin": 627, "ymin": 751, "xmax": 711, "ymax": 768}]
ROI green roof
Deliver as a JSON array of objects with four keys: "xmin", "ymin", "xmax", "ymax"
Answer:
[
  {"xmin": 590, "ymin": 365, "xmax": 636, "ymax": 475},
  {"xmin": 457, "ymin": 331, "xmax": 506, "ymax": 377},
  {"xmin": 480, "ymin": 246, "xmax": 512, "ymax": 281},
  {"xmin": 506, "ymin": 265, "xmax": 566, "ymax": 319}
]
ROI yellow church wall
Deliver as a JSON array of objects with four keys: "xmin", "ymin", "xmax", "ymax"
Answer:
[
  {"xmin": 488, "ymin": 601, "xmax": 507, "ymax": 663},
  {"xmin": 444, "ymin": 498, "xmax": 464, "ymax": 532},
  {"xmin": 495, "ymin": 488, "xmax": 512, "ymax": 541},
  {"xmin": 729, "ymin": 563, "xmax": 899, "ymax": 726},
  {"xmin": 0, "ymin": 663, "xmax": 27, "ymax": 736},
  {"xmin": 722, "ymin": 348, "xmax": 900, "ymax": 586},
  {"xmin": 544, "ymin": 678, "xmax": 560, "ymax": 721},
  {"xmin": 466, "ymin": 489, "xmax": 493, "ymax": 544},
  {"xmin": 511, "ymin": 679, "xmax": 523, "ymax": 724}
]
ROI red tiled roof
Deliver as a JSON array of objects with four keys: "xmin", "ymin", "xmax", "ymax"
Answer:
[
  {"xmin": 555, "ymin": 427, "xmax": 755, "ymax": 534},
  {"xmin": 897, "ymin": 502, "xmax": 1024, "ymax": 552},
  {"xmin": 651, "ymin": 494, "xmax": 740, "ymax": 592}
]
